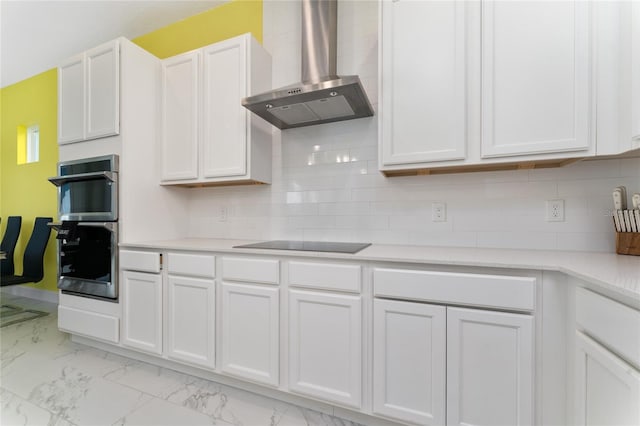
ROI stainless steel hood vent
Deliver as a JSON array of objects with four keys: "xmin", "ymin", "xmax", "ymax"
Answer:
[{"xmin": 241, "ymin": 0, "xmax": 374, "ymax": 130}]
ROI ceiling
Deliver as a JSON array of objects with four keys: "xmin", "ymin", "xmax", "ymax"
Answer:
[{"xmin": 0, "ymin": 0, "xmax": 226, "ymax": 88}]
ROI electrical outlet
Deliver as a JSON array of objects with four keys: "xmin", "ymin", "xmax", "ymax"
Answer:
[
  {"xmin": 218, "ymin": 206, "xmax": 228, "ymax": 222},
  {"xmin": 432, "ymin": 202, "xmax": 446, "ymax": 222},
  {"xmin": 546, "ymin": 199, "xmax": 564, "ymax": 222}
]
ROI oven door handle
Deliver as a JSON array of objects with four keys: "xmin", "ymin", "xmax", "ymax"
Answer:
[
  {"xmin": 47, "ymin": 222, "xmax": 63, "ymax": 232},
  {"xmin": 77, "ymin": 222, "xmax": 117, "ymax": 232},
  {"xmin": 48, "ymin": 171, "xmax": 116, "ymax": 187}
]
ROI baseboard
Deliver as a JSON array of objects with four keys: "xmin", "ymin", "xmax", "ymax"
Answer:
[{"xmin": 0, "ymin": 286, "xmax": 59, "ymax": 304}]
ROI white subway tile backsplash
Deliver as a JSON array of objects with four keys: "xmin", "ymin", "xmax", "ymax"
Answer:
[
  {"xmin": 181, "ymin": 0, "xmax": 640, "ymax": 253},
  {"xmin": 335, "ymin": 215, "xmax": 389, "ymax": 230},
  {"xmin": 556, "ymin": 232, "xmax": 614, "ymax": 252},
  {"xmin": 620, "ymin": 157, "xmax": 640, "ymax": 176},
  {"xmin": 406, "ymin": 231, "xmax": 478, "ymax": 248},
  {"xmin": 318, "ymin": 202, "xmax": 372, "ymax": 216},
  {"xmin": 477, "ymin": 231, "xmax": 558, "ymax": 251}
]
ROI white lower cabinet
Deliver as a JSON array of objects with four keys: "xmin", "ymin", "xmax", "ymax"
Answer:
[
  {"xmin": 167, "ymin": 275, "xmax": 215, "ymax": 368},
  {"xmin": 373, "ymin": 299, "xmax": 446, "ymax": 425},
  {"xmin": 373, "ymin": 299, "xmax": 533, "ymax": 426},
  {"xmin": 288, "ymin": 289, "xmax": 362, "ymax": 408},
  {"xmin": 447, "ymin": 307, "xmax": 534, "ymax": 426},
  {"xmin": 121, "ymin": 270, "xmax": 163, "ymax": 354},
  {"xmin": 220, "ymin": 282, "xmax": 279, "ymax": 386},
  {"xmin": 574, "ymin": 332, "xmax": 640, "ymax": 426}
]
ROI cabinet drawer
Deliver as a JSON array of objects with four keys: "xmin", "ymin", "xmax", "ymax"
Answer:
[
  {"xmin": 222, "ymin": 257, "xmax": 279, "ymax": 284},
  {"xmin": 374, "ymin": 268, "xmax": 535, "ymax": 311},
  {"xmin": 167, "ymin": 252, "xmax": 216, "ymax": 278},
  {"xmin": 58, "ymin": 305, "xmax": 119, "ymax": 343},
  {"xmin": 120, "ymin": 250, "xmax": 161, "ymax": 273},
  {"xmin": 289, "ymin": 261, "xmax": 361, "ymax": 293},
  {"xmin": 576, "ymin": 287, "xmax": 640, "ymax": 368}
]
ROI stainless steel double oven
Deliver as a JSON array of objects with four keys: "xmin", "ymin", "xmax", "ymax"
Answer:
[{"xmin": 49, "ymin": 155, "xmax": 119, "ymax": 301}]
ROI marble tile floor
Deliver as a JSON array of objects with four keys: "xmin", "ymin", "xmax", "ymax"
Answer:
[{"xmin": 0, "ymin": 291, "xmax": 363, "ymax": 426}]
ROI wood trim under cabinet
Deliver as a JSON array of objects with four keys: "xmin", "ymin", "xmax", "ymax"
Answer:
[{"xmin": 382, "ymin": 157, "xmax": 583, "ymax": 177}]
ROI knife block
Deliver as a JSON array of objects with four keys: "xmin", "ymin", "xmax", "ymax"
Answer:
[{"xmin": 615, "ymin": 232, "xmax": 640, "ymax": 256}]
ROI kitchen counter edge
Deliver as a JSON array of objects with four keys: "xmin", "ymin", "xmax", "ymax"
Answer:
[{"xmin": 120, "ymin": 239, "xmax": 640, "ymax": 305}]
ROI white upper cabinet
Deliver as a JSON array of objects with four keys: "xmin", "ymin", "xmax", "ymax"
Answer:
[
  {"xmin": 58, "ymin": 54, "xmax": 86, "ymax": 144},
  {"xmin": 161, "ymin": 52, "xmax": 200, "ymax": 181},
  {"xmin": 631, "ymin": 2, "xmax": 640, "ymax": 142},
  {"xmin": 86, "ymin": 41, "xmax": 120, "ymax": 140},
  {"xmin": 160, "ymin": 33, "xmax": 273, "ymax": 187},
  {"xmin": 379, "ymin": 0, "xmax": 467, "ymax": 166},
  {"xmin": 58, "ymin": 39, "xmax": 120, "ymax": 144},
  {"xmin": 481, "ymin": 0, "xmax": 591, "ymax": 158},
  {"xmin": 202, "ymin": 38, "xmax": 247, "ymax": 178},
  {"xmin": 380, "ymin": 0, "xmax": 637, "ymax": 175}
]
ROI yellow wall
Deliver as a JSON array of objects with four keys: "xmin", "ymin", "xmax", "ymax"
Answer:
[
  {"xmin": 0, "ymin": 0, "xmax": 262, "ymax": 294},
  {"xmin": 133, "ymin": 0, "xmax": 262, "ymax": 58},
  {"xmin": 0, "ymin": 69, "xmax": 58, "ymax": 291}
]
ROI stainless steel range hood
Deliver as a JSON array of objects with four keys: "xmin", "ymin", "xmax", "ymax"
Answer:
[{"xmin": 241, "ymin": 0, "xmax": 374, "ymax": 130}]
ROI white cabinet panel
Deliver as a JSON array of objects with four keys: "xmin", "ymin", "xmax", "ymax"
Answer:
[
  {"xmin": 120, "ymin": 250, "xmax": 161, "ymax": 273},
  {"xmin": 160, "ymin": 33, "xmax": 272, "ymax": 186},
  {"xmin": 58, "ymin": 39, "xmax": 120, "ymax": 144},
  {"xmin": 632, "ymin": 1, "xmax": 640, "ymax": 141},
  {"xmin": 121, "ymin": 271, "xmax": 162, "ymax": 354},
  {"xmin": 167, "ymin": 252, "xmax": 215, "ymax": 278},
  {"xmin": 289, "ymin": 261, "xmax": 361, "ymax": 293},
  {"xmin": 575, "ymin": 332, "xmax": 640, "ymax": 426},
  {"xmin": 374, "ymin": 268, "xmax": 536, "ymax": 311},
  {"xmin": 58, "ymin": 54, "xmax": 86, "ymax": 144},
  {"xmin": 221, "ymin": 282, "xmax": 279, "ymax": 386},
  {"xmin": 447, "ymin": 307, "xmax": 533, "ymax": 426},
  {"xmin": 576, "ymin": 287, "xmax": 640, "ymax": 368},
  {"xmin": 86, "ymin": 39, "xmax": 120, "ymax": 140},
  {"xmin": 373, "ymin": 299, "xmax": 446, "ymax": 425},
  {"xmin": 288, "ymin": 289, "xmax": 362, "ymax": 408},
  {"xmin": 167, "ymin": 275, "xmax": 215, "ymax": 368},
  {"xmin": 379, "ymin": 0, "xmax": 466, "ymax": 166},
  {"xmin": 222, "ymin": 257, "xmax": 279, "ymax": 285},
  {"xmin": 481, "ymin": 1, "xmax": 591, "ymax": 157},
  {"xmin": 202, "ymin": 37, "xmax": 247, "ymax": 178},
  {"xmin": 58, "ymin": 306, "xmax": 119, "ymax": 344},
  {"xmin": 161, "ymin": 52, "xmax": 200, "ymax": 181}
]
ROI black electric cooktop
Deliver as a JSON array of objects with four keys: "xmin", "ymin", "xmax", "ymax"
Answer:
[{"xmin": 233, "ymin": 240, "xmax": 371, "ymax": 254}]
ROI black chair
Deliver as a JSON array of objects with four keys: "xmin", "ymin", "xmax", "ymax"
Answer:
[
  {"xmin": 0, "ymin": 216, "xmax": 22, "ymax": 277},
  {"xmin": 1, "ymin": 217, "xmax": 52, "ymax": 286}
]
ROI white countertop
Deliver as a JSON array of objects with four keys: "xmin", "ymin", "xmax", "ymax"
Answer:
[{"xmin": 121, "ymin": 238, "xmax": 640, "ymax": 304}]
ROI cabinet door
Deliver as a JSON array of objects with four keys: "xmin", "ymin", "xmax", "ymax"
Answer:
[
  {"xmin": 85, "ymin": 39, "xmax": 120, "ymax": 140},
  {"xmin": 373, "ymin": 299, "xmax": 446, "ymax": 425},
  {"xmin": 289, "ymin": 290, "xmax": 362, "ymax": 408},
  {"xmin": 575, "ymin": 332, "xmax": 640, "ymax": 426},
  {"xmin": 167, "ymin": 275, "xmax": 215, "ymax": 368},
  {"xmin": 58, "ymin": 54, "xmax": 85, "ymax": 144},
  {"xmin": 379, "ymin": 0, "xmax": 466, "ymax": 166},
  {"xmin": 121, "ymin": 270, "xmax": 162, "ymax": 354},
  {"xmin": 447, "ymin": 307, "xmax": 533, "ymax": 426},
  {"xmin": 221, "ymin": 282, "xmax": 279, "ymax": 386},
  {"xmin": 632, "ymin": 1, "xmax": 640, "ymax": 141},
  {"xmin": 161, "ymin": 52, "xmax": 200, "ymax": 181},
  {"xmin": 481, "ymin": 1, "xmax": 591, "ymax": 157},
  {"xmin": 202, "ymin": 36, "xmax": 248, "ymax": 178}
]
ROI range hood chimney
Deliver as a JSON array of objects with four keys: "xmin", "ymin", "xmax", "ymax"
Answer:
[{"xmin": 241, "ymin": 0, "xmax": 374, "ymax": 130}]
